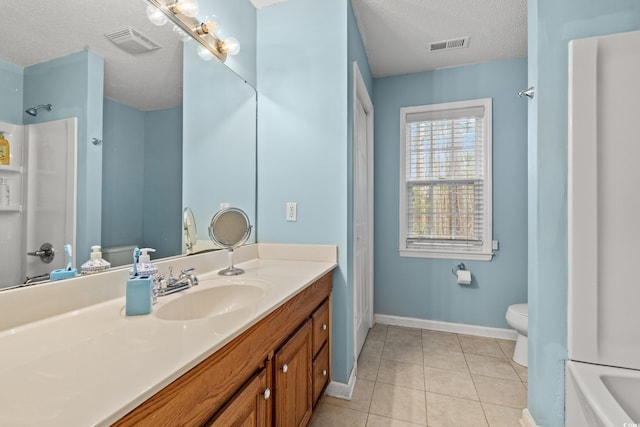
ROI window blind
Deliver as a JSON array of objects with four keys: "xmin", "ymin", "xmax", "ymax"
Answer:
[{"xmin": 404, "ymin": 106, "xmax": 485, "ymax": 248}]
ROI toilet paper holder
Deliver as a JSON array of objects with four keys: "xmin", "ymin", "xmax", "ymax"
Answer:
[{"xmin": 451, "ymin": 263, "xmax": 466, "ymax": 277}]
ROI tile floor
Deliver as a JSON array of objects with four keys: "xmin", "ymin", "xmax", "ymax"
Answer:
[{"xmin": 311, "ymin": 324, "xmax": 528, "ymax": 427}]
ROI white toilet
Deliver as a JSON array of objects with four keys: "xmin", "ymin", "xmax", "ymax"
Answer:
[{"xmin": 505, "ymin": 303, "xmax": 528, "ymax": 367}]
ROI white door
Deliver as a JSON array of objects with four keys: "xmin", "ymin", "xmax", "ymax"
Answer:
[
  {"xmin": 25, "ymin": 118, "xmax": 77, "ymax": 279},
  {"xmin": 353, "ymin": 62, "xmax": 374, "ymax": 359}
]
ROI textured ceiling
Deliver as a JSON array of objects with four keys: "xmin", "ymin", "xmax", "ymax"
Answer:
[
  {"xmin": 3, "ymin": 0, "xmax": 183, "ymax": 111},
  {"xmin": 4, "ymin": 0, "xmax": 528, "ymax": 111},
  {"xmin": 253, "ymin": 0, "xmax": 527, "ymax": 77},
  {"xmin": 352, "ymin": 0, "xmax": 527, "ymax": 77}
]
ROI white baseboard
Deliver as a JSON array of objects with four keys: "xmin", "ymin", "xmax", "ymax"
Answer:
[
  {"xmin": 324, "ymin": 365, "xmax": 356, "ymax": 400},
  {"xmin": 520, "ymin": 408, "xmax": 538, "ymax": 427},
  {"xmin": 375, "ymin": 314, "xmax": 518, "ymax": 340}
]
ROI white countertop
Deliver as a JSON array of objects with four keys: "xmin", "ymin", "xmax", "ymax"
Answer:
[{"xmin": 0, "ymin": 244, "xmax": 337, "ymax": 426}]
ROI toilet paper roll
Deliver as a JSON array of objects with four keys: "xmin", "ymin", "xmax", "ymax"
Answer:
[{"xmin": 456, "ymin": 270, "xmax": 472, "ymax": 285}]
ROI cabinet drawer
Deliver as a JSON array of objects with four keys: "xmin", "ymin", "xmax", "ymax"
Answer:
[
  {"xmin": 312, "ymin": 342, "xmax": 330, "ymax": 405},
  {"xmin": 312, "ymin": 299, "xmax": 329, "ymax": 357}
]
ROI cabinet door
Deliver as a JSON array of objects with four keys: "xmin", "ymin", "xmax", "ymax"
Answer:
[
  {"xmin": 274, "ymin": 320, "xmax": 312, "ymax": 427},
  {"xmin": 206, "ymin": 368, "xmax": 271, "ymax": 427}
]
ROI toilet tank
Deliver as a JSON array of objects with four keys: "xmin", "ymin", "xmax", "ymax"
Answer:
[{"xmin": 102, "ymin": 245, "xmax": 137, "ymax": 268}]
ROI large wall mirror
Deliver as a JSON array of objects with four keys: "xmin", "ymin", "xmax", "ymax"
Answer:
[{"xmin": 0, "ymin": 0, "xmax": 256, "ymax": 289}]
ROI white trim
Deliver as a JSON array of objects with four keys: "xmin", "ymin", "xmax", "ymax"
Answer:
[
  {"xmin": 398, "ymin": 98, "xmax": 493, "ymax": 259},
  {"xmin": 352, "ymin": 60, "xmax": 375, "ymax": 365},
  {"xmin": 519, "ymin": 409, "xmax": 538, "ymax": 427},
  {"xmin": 399, "ymin": 248, "xmax": 493, "ymax": 261},
  {"xmin": 324, "ymin": 366, "xmax": 356, "ymax": 400},
  {"xmin": 375, "ymin": 313, "xmax": 518, "ymax": 340}
]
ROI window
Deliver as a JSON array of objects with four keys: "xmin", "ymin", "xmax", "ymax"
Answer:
[{"xmin": 399, "ymin": 98, "xmax": 493, "ymax": 260}]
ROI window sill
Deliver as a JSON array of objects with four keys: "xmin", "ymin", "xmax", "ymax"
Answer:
[{"xmin": 399, "ymin": 249, "xmax": 494, "ymax": 261}]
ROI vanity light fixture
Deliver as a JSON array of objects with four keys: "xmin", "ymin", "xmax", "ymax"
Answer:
[{"xmin": 145, "ymin": 0, "xmax": 240, "ymax": 63}]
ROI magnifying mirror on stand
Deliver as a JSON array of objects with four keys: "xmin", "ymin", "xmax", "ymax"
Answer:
[
  {"xmin": 183, "ymin": 207, "xmax": 198, "ymax": 255},
  {"xmin": 209, "ymin": 207, "xmax": 252, "ymax": 276}
]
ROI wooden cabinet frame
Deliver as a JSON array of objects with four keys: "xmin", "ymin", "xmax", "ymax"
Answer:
[{"xmin": 114, "ymin": 273, "xmax": 332, "ymax": 427}]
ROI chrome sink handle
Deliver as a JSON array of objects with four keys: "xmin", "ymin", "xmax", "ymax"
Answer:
[
  {"xmin": 180, "ymin": 268, "xmax": 198, "ymax": 287},
  {"xmin": 157, "ymin": 267, "xmax": 198, "ymax": 297}
]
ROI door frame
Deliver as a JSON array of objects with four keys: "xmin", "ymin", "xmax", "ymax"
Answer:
[{"xmin": 352, "ymin": 60, "xmax": 374, "ymax": 362}]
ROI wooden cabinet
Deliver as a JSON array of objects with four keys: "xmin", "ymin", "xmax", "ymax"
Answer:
[
  {"xmin": 206, "ymin": 367, "xmax": 270, "ymax": 427},
  {"xmin": 274, "ymin": 320, "xmax": 312, "ymax": 427},
  {"xmin": 311, "ymin": 299, "xmax": 330, "ymax": 407},
  {"xmin": 114, "ymin": 272, "xmax": 332, "ymax": 427}
]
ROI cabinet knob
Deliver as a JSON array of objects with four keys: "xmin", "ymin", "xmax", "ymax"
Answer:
[
  {"xmin": 322, "ymin": 324, "xmax": 327, "ymax": 331},
  {"xmin": 282, "ymin": 364, "xmax": 288, "ymax": 373},
  {"xmin": 263, "ymin": 388, "xmax": 271, "ymax": 400},
  {"xmin": 322, "ymin": 369, "xmax": 327, "ymax": 377}
]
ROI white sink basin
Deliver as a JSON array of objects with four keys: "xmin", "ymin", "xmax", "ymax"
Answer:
[{"xmin": 155, "ymin": 280, "xmax": 267, "ymax": 321}]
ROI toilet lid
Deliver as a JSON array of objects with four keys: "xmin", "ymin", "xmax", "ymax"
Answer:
[{"xmin": 508, "ymin": 303, "xmax": 528, "ymax": 318}]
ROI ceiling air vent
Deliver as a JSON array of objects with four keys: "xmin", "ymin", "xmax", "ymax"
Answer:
[
  {"xmin": 428, "ymin": 36, "xmax": 470, "ymax": 52},
  {"xmin": 105, "ymin": 28, "xmax": 161, "ymax": 54}
]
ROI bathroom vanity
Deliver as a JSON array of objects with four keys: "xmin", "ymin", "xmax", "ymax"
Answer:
[
  {"xmin": 114, "ymin": 272, "xmax": 331, "ymax": 426},
  {"xmin": 0, "ymin": 244, "xmax": 336, "ymax": 426}
]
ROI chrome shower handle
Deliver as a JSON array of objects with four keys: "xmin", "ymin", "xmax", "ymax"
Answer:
[{"xmin": 28, "ymin": 242, "xmax": 55, "ymax": 263}]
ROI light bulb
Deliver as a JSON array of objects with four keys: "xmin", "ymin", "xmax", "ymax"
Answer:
[
  {"xmin": 197, "ymin": 45, "xmax": 214, "ymax": 61},
  {"xmin": 175, "ymin": 0, "xmax": 198, "ymax": 18},
  {"xmin": 221, "ymin": 37, "xmax": 240, "ymax": 56},
  {"xmin": 202, "ymin": 15, "xmax": 221, "ymax": 36},
  {"xmin": 146, "ymin": 5, "xmax": 168, "ymax": 26},
  {"xmin": 172, "ymin": 25, "xmax": 191, "ymax": 42}
]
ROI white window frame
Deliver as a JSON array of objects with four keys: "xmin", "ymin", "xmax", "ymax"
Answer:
[{"xmin": 399, "ymin": 98, "xmax": 493, "ymax": 261}]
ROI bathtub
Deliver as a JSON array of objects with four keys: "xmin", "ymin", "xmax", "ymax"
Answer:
[{"xmin": 566, "ymin": 360, "xmax": 640, "ymax": 427}]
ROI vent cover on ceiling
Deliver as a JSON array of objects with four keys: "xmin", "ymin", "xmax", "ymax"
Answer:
[
  {"xmin": 428, "ymin": 36, "xmax": 470, "ymax": 52},
  {"xmin": 105, "ymin": 28, "xmax": 161, "ymax": 54}
]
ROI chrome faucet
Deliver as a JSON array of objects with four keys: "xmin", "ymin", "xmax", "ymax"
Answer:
[{"xmin": 157, "ymin": 267, "xmax": 198, "ymax": 296}]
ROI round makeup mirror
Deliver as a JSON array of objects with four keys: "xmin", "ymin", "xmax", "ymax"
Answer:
[
  {"xmin": 209, "ymin": 207, "xmax": 252, "ymax": 275},
  {"xmin": 183, "ymin": 207, "xmax": 198, "ymax": 254}
]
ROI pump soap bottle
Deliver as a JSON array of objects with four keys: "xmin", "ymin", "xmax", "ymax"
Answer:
[
  {"xmin": 80, "ymin": 245, "xmax": 111, "ymax": 275},
  {"xmin": 125, "ymin": 247, "xmax": 152, "ymax": 316},
  {"xmin": 130, "ymin": 248, "xmax": 159, "ymax": 304}
]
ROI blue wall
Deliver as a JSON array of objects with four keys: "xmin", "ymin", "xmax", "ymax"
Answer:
[
  {"xmin": 0, "ymin": 59, "xmax": 24, "ymax": 124},
  {"xmin": 23, "ymin": 51, "xmax": 104, "ymax": 262},
  {"xmin": 527, "ymin": 1, "xmax": 640, "ymax": 425},
  {"xmin": 102, "ymin": 98, "xmax": 145, "ymax": 249},
  {"xmin": 102, "ymin": 98, "xmax": 182, "ymax": 258},
  {"xmin": 257, "ymin": 0, "xmax": 352, "ymax": 383},
  {"xmin": 373, "ymin": 59, "xmax": 528, "ymax": 328},
  {"xmin": 143, "ymin": 107, "xmax": 183, "ymax": 259}
]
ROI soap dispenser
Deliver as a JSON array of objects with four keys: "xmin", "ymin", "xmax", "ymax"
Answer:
[
  {"xmin": 125, "ymin": 247, "xmax": 152, "ymax": 316},
  {"xmin": 130, "ymin": 248, "xmax": 159, "ymax": 304},
  {"xmin": 80, "ymin": 245, "xmax": 111, "ymax": 275}
]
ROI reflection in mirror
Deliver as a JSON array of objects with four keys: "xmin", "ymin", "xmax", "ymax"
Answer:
[
  {"xmin": 183, "ymin": 207, "xmax": 198, "ymax": 255},
  {"xmin": 0, "ymin": 0, "xmax": 257, "ymax": 289},
  {"xmin": 208, "ymin": 207, "xmax": 252, "ymax": 276}
]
